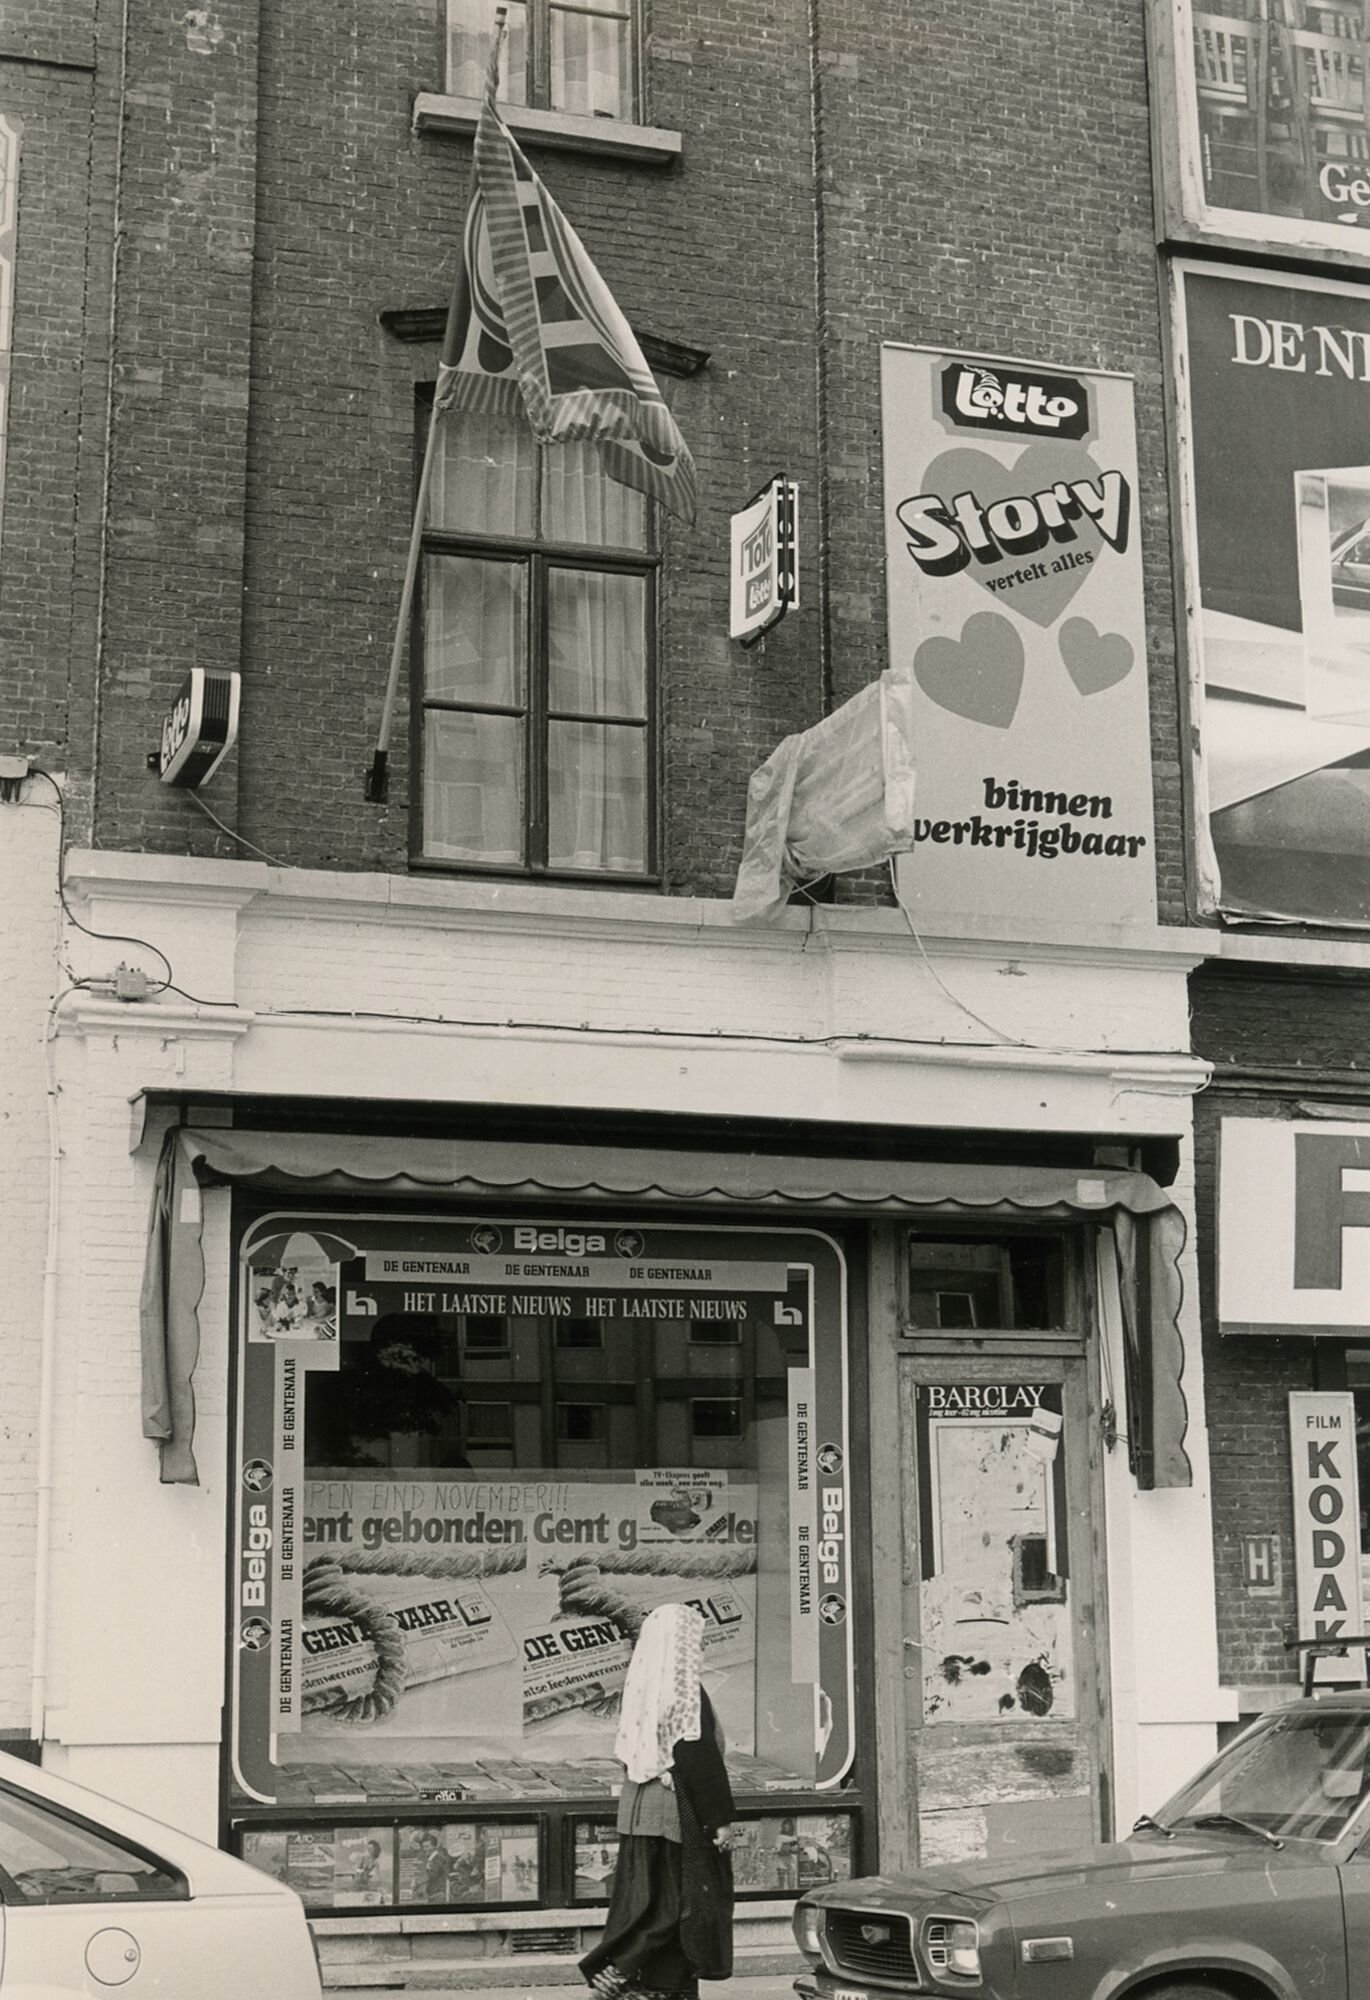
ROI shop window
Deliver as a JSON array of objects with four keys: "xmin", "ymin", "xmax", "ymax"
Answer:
[
  {"xmin": 233, "ymin": 1212, "xmax": 854, "ymax": 1909},
  {"xmin": 905, "ymin": 1233, "xmax": 1067, "ymax": 1332},
  {"xmin": 446, "ymin": 0, "xmax": 639, "ymax": 123},
  {"xmin": 417, "ymin": 408, "xmax": 656, "ymax": 880}
]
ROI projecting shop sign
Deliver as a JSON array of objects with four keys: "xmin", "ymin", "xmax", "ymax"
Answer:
[
  {"xmin": 729, "ymin": 479, "xmax": 797, "ymax": 643},
  {"xmin": 1219, "ymin": 1116, "xmax": 1370, "ymax": 1335},
  {"xmin": 1289, "ymin": 1394, "xmax": 1362, "ymax": 1651}
]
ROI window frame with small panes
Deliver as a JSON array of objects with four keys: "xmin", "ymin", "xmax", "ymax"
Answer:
[
  {"xmin": 410, "ymin": 402, "xmax": 660, "ymax": 884},
  {"xmin": 445, "ymin": 0, "xmax": 643, "ymax": 124}
]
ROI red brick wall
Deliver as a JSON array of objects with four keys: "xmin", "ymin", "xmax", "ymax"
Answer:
[
  {"xmin": 1191, "ymin": 1087, "xmax": 1313, "ymax": 1692},
  {"xmin": 52, "ymin": 0, "xmax": 1190, "ymax": 909},
  {"xmin": 1190, "ymin": 969, "xmax": 1370, "ymax": 1690},
  {"xmin": 90, "ymin": 0, "xmax": 260, "ymax": 851},
  {"xmin": 0, "ymin": 29, "xmax": 99, "ymax": 777}
]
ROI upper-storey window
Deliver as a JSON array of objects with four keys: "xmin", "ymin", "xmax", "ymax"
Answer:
[
  {"xmin": 417, "ymin": 407, "xmax": 657, "ymax": 880},
  {"xmin": 446, "ymin": 0, "xmax": 638, "ymax": 122}
]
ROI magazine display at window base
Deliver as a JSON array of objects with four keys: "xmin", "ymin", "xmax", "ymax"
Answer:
[
  {"xmin": 228, "ymin": 1211, "xmax": 857, "ymax": 1912},
  {"xmin": 569, "ymin": 1812, "xmax": 854, "ymax": 1902}
]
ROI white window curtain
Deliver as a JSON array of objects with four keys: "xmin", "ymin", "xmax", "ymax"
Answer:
[
  {"xmin": 543, "ymin": 441, "xmax": 647, "ymax": 872},
  {"xmin": 424, "ymin": 414, "xmax": 534, "ymax": 865},
  {"xmin": 423, "ymin": 422, "xmax": 650, "ymax": 871},
  {"xmin": 448, "ymin": 0, "xmax": 529, "ymax": 103},
  {"xmin": 549, "ymin": 1, "xmax": 630, "ymax": 119},
  {"xmin": 430, "ymin": 409, "xmax": 535, "ymax": 539}
]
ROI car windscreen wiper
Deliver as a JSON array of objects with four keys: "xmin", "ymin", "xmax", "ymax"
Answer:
[
  {"xmin": 1186, "ymin": 1811, "xmax": 1284, "ymax": 1849},
  {"xmin": 1132, "ymin": 1813, "xmax": 1175, "ymax": 1839}
]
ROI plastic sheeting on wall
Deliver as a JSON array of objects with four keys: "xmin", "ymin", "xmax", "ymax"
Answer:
[{"xmin": 731, "ymin": 668, "xmax": 917, "ymax": 924}]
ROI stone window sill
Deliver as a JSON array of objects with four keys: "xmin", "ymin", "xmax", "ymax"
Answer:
[{"xmin": 412, "ymin": 92, "xmax": 681, "ymax": 166}]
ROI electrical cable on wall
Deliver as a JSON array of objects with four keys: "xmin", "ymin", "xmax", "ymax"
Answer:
[
  {"xmin": 15, "ymin": 772, "xmax": 1193, "ymax": 1064},
  {"xmin": 887, "ymin": 857, "xmax": 1126, "ymax": 1061},
  {"xmin": 19, "ymin": 769, "xmax": 234, "ymax": 1008},
  {"xmin": 185, "ymin": 786, "xmax": 284, "ymax": 867}
]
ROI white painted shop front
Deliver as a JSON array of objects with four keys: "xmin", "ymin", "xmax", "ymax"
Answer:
[{"xmin": 26, "ymin": 852, "xmax": 1224, "ymax": 1965}]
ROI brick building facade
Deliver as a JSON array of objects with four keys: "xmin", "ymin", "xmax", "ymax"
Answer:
[{"xmin": 6, "ymin": 0, "xmax": 1353, "ymax": 1980}]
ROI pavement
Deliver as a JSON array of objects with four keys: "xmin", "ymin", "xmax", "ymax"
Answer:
[{"xmin": 322, "ymin": 1975, "xmax": 801, "ymax": 1998}]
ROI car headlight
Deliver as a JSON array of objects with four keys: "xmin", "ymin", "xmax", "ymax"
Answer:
[
  {"xmin": 922, "ymin": 1917, "xmax": 981, "ymax": 1983},
  {"xmin": 793, "ymin": 1901, "xmax": 826, "ymax": 1959}
]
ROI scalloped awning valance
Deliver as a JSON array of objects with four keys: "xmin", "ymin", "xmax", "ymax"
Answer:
[{"xmin": 140, "ymin": 1127, "xmax": 1190, "ymax": 1492}]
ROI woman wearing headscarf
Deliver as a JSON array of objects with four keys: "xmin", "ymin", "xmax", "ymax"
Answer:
[{"xmin": 581, "ymin": 1603, "xmax": 736, "ymax": 2000}]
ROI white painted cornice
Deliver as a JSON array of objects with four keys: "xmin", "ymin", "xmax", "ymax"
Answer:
[
  {"xmin": 64, "ymin": 849, "xmax": 268, "ymax": 911},
  {"xmin": 61, "ymin": 850, "xmax": 1216, "ymax": 974}
]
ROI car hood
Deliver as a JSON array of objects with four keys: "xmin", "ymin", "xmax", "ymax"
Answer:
[{"xmin": 805, "ymin": 1832, "xmax": 1318, "ymax": 1914}]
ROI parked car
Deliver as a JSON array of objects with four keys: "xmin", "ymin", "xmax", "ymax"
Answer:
[
  {"xmin": 0, "ymin": 1748, "xmax": 322, "ymax": 1998},
  {"xmin": 793, "ymin": 1693, "xmax": 1370, "ymax": 2000}
]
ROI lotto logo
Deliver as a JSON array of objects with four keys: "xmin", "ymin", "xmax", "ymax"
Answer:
[{"xmin": 940, "ymin": 360, "xmax": 1089, "ymax": 440}]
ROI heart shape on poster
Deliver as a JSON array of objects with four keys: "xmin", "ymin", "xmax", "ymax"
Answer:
[
  {"xmin": 914, "ymin": 612, "xmax": 1025, "ymax": 730},
  {"xmin": 913, "ymin": 440, "xmax": 1118, "ymax": 628},
  {"xmin": 1059, "ymin": 617, "xmax": 1134, "ymax": 695}
]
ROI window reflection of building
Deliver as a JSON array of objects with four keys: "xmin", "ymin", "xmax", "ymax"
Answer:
[
  {"xmin": 304, "ymin": 1297, "xmax": 788, "ymax": 1473},
  {"xmin": 1194, "ymin": 3, "xmax": 1370, "ymax": 218}
]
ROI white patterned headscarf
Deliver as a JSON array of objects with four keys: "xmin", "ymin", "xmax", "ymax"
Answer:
[{"xmin": 614, "ymin": 1603, "xmax": 704, "ymax": 1784}]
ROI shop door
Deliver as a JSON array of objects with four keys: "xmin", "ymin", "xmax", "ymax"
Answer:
[{"xmin": 900, "ymin": 1354, "xmax": 1107, "ymax": 1866}]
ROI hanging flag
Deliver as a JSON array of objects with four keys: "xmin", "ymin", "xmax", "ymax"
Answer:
[
  {"xmin": 367, "ymin": 15, "xmax": 694, "ymax": 803},
  {"xmin": 436, "ymin": 29, "xmax": 696, "ymax": 523}
]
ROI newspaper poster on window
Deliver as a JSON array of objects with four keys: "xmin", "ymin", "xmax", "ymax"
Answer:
[
  {"xmin": 881, "ymin": 343, "xmax": 1156, "ymax": 928},
  {"xmin": 1148, "ymin": 0, "xmax": 1370, "ymax": 270},
  {"xmin": 231, "ymin": 1212, "xmax": 853, "ymax": 1804},
  {"xmin": 1173, "ymin": 262, "xmax": 1370, "ymax": 923}
]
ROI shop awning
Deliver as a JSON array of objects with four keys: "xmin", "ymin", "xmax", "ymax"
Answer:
[{"xmin": 140, "ymin": 1126, "xmax": 1191, "ymax": 1491}]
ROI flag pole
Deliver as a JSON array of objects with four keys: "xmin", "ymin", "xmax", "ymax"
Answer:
[{"xmin": 366, "ymin": 8, "xmax": 508, "ymax": 804}]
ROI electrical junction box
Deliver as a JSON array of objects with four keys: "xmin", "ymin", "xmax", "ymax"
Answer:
[{"xmin": 155, "ymin": 668, "xmax": 241, "ymax": 788}]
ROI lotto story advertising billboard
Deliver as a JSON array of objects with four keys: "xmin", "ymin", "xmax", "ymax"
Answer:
[
  {"xmin": 1174, "ymin": 262, "xmax": 1370, "ymax": 925},
  {"xmin": 230, "ymin": 1212, "xmax": 854, "ymax": 1805},
  {"xmin": 882, "ymin": 344, "xmax": 1157, "ymax": 929}
]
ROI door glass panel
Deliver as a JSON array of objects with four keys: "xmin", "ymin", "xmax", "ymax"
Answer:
[
  {"xmin": 0, "ymin": 1786, "xmax": 186, "ymax": 1904},
  {"xmin": 906, "ymin": 1235, "xmax": 1067, "ymax": 1331},
  {"xmin": 423, "ymin": 709, "xmax": 525, "ymax": 865},
  {"xmin": 916, "ymin": 1381, "xmax": 1073, "ymax": 1723}
]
